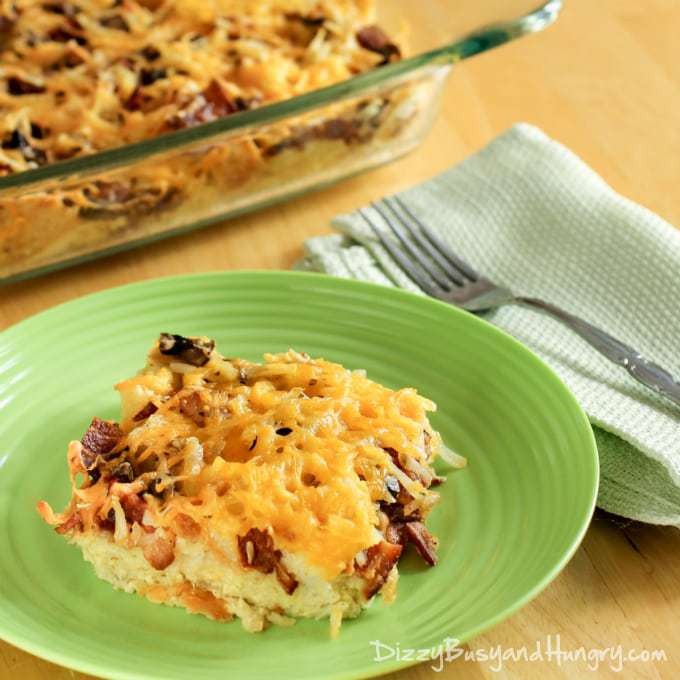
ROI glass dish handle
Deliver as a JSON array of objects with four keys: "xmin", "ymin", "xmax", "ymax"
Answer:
[{"xmin": 452, "ymin": 1, "xmax": 563, "ymax": 61}]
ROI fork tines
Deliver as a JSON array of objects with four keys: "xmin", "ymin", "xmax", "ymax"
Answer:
[{"xmin": 358, "ymin": 197, "xmax": 479, "ymax": 294}]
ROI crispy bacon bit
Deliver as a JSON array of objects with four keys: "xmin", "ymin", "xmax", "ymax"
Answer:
[
  {"xmin": 7, "ymin": 76, "xmax": 46, "ymax": 95},
  {"xmin": 133, "ymin": 401, "xmax": 158, "ymax": 421},
  {"xmin": 96, "ymin": 510, "xmax": 115, "ymax": 532},
  {"xmin": 319, "ymin": 118, "xmax": 361, "ymax": 143},
  {"xmin": 179, "ymin": 391, "xmax": 207, "ymax": 427},
  {"xmin": 0, "ymin": 4, "xmax": 17, "ymax": 31},
  {"xmin": 84, "ymin": 181, "xmax": 130, "ymax": 205},
  {"xmin": 158, "ymin": 333, "xmax": 215, "ymax": 367},
  {"xmin": 42, "ymin": 2, "xmax": 79, "ymax": 17},
  {"xmin": 174, "ymin": 512, "xmax": 201, "ymax": 539},
  {"xmin": 99, "ymin": 14, "xmax": 129, "ymax": 31},
  {"xmin": 79, "ymin": 183, "xmax": 178, "ymax": 218},
  {"xmin": 404, "ymin": 522, "xmax": 438, "ymax": 566},
  {"xmin": 285, "ymin": 12, "xmax": 325, "ymax": 28},
  {"xmin": 47, "ymin": 26, "xmax": 87, "ymax": 45},
  {"xmin": 356, "ymin": 25, "xmax": 400, "ymax": 65},
  {"xmin": 274, "ymin": 562, "xmax": 298, "ymax": 596},
  {"xmin": 120, "ymin": 493, "xmax": 146, "ymax": 524},
  {"xmin": 81, "ymin": 417, "xmax": 122, "ymax": 458},
  {"xmin": 168, "ymin": 80, "xmax": 238, "ymax": 128},
  {"xmin": 356, "ymin": 541, "xmax": 402, "ymax": 599},
  {"xmin": 50, "ymin": 49, "xmax": 85, "ymax": 69},
  {"xmin": 55, "ymin": 513, "xmax": 82, "ymax": 534},
  {"xmin": 301, "ymin": 472, "xmax": 319, "ymax": 487},
  {"xmin": 237, "ymin": 528, "xmax": 298, "ymax": 595},
  {"xmin": 142, "ymin": 532, "xmax": 176, "ymax": 570},
  {"xmin": 140, "ymin": 44, "xmax": 160, "ymax": 61},
  {"xmin": 140, "ymin": 67, "xmax": 166, "ymax": 86},
  {"xmin": 200, "ymin": 79, "xmax": 238, "ymax": 117},
  {"xmin": 124, "ymin": 86, "xmax": 145, "ymax": 112}
]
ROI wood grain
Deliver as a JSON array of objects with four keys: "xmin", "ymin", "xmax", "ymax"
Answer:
[{"xmin": 1, "ymin": 0, "xmax": 678, "ymax": 677}]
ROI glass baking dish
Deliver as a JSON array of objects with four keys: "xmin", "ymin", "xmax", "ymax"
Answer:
[{"xmin": 0, "ymin": 0, "xmax": 562, "ymax": 283}]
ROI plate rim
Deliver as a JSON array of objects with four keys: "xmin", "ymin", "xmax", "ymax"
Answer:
[{"xmin": 0, "ymin": 270, "xmax": 599, "ymax": 680}]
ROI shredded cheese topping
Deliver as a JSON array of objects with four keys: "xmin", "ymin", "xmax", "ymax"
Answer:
[
  {"xmin": 39, "ymin": 338, "xmax": 445, "ymax": 582},
  {"xmin": 0, "ymin": 0, "xmax": 397, "ymax": 174},
  {"xmin": 112, "ymin": 345, "xmax": 441, "ymax": 578}
]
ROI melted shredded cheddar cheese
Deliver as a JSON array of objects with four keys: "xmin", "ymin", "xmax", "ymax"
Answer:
[
  {"xmin": 112, "ymin": 344, "xmax": 440, "ymax": 579},
  {"xmin": 39, "ymin": 338, "xmax": 444, "ymax": 583},
  {"xmin": 0, "ymin": 0, "xmax": 395, "ymax": 174}
]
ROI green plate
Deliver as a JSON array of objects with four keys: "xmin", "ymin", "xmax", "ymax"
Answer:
[{"xmin": 0, "ymin": 271, "xmax": 598, "ymax": 680}]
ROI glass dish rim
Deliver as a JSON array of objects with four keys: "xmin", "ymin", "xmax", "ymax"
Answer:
[{"xmin": 0, "ymin": 0, "xmax": 562, "ymax": 193}]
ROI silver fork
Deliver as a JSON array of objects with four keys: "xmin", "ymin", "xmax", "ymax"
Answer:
[{"xmin": 359, "ymin": 196, "xmax": 680, "ymax": 409}]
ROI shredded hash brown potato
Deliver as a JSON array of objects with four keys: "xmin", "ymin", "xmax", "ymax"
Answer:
[{"xmin": 38, "ymin": 334, "xmax": 464, "ymax": 633}]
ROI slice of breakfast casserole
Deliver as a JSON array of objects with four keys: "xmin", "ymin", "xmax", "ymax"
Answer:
[{"xmin": 38, "ymin": 334, "xmax": 463, "ymax": 635}]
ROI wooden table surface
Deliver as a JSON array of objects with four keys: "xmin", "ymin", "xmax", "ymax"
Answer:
[{"xmin": 2, "ymin": 0, "xmax": 679, "ymax": 677}]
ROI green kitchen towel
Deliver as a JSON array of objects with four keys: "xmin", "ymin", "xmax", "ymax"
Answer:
[{"xmin": 298, "ymin": 123, "xmax": 680, "ymax": 525}]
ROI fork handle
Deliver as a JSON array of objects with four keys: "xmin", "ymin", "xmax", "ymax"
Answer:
[{"xmin": 516, "ymin": 297, "xmax": 680, "ymax": 409}]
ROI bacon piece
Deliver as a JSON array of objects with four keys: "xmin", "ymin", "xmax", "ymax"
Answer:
[
  {"xmin": 124, "ymin": 86, "xmax": 145, "ymax": 112},
  {"xmin": 55, "ymin": 513, "xmax": 82, "ymax": 534},
  {"xmin": 318, "ymin": 118, "xmax": 361, "ymax": 144},
  {"xmin": 99, "ymin": 14, "xmax": 129, "ymax": 31},
  {"xmin": 356, "ymin": 541, "xmax": 402, "ymax": 598},
  {"xmin": 0, "ymin": 5, "xmax": 17, "ymax": 31},
  {"xmin": 140, "ymin": 67, "xmax": 166, "ymax": 86},
  {"xmin": 120, "ymin": 494, "xmax": 146, "ymax": 525},
  {"xmin": 84, "ymin": 181, "xmax": 131, "ymax": 205},
  {"xmin": 404, "ymin": 521, "xmax": 438, "ymax": 566},
  {"xmin": 133, "ymin": 401, "xmax": 158, "ymax": 421},
  {"xmin": 197, "ymin": 79, "xmax": 238, "ymax": 118},
  {"xmin": 140, "ymin": 45, "xmax": 160, "ymax": 61},
  {"xmin": 167, "ymin": 80, "xmax": 241, "ymax": 129},
  {"xmin": 7, "ymin": 77, "xmax": 46, "ymax": 95},
  {"xmin": 174, "ymin": 512, "xmax": 201, "ymax": 539},
  {"xmin": 274, "ymin": 563, "xmax": 298, "ymax": 595},
  {"xmin": 81, "ymin": 417, "xmax": 122, "ymax": 457},
  {"xmin": 42, "ymin": 3, "xmax": 80, "ymax": 18},
  {"xmin": 96, "ymin": 509, "xmax": 115, "ymax": 532},
  {"xmin": 356, "ymin": 25, "xmax": 401, "ymax": 65},
  {"xmin": 141, "ymin": 531, "xmax": 176, "ymax": 570},
  {"xmin": 179, "ymin": 391, "xmax": 207, "ymax": 427},
  {"xmin": 47, "ymin": 26, "xmax": 87, "ymax": 45},
  {"xmin": 237, "ymin": 528, "xmax": 298, "ymax": 595}
]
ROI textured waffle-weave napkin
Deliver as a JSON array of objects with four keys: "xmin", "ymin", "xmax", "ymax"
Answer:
[{"xmin": 298, "ymin": 123, "xmax": 680, "ymax": 525}]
